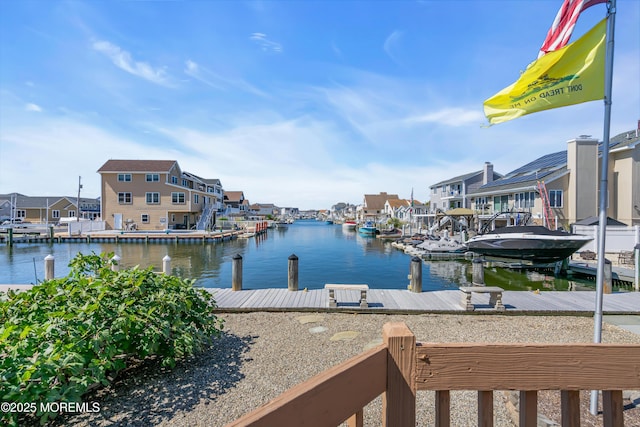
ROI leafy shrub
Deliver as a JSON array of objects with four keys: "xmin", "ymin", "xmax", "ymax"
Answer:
[{"xmin": 0, "ymin": 252, "xmax": 224, "ymax": 425}]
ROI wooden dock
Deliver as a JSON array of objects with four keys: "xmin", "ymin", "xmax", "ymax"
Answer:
[
  {"xmin": 2, "ymin": 285, "xmax": 638, "ymax": 315},
  {"xmin": 203, "ymin": 288, "xmax": 640, "ymax": 315}
]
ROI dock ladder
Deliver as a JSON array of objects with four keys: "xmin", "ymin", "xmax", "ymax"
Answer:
[{"xmin": 537, "ymin": 180, "xmax": 556, "ymax": 230}]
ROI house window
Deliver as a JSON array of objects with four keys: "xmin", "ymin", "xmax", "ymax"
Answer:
[
  {"xmin": 194, "ymin": 194, "xmax": 199, "ymax": 204},
  {"xmin": 549, "ymin": 190, "xmax": 563, "ymax": 208},
  {"xmin": 171, "ymin": 176, "xmax": 178, "ymax": 184},
  {"xmin": 118, "ymin": 192, "xmax": 132, "ymax": 204},
  {"xmin": 52, "ymin": 210, "xmax": 60, "ymax": 218},
  {"xmin": 514, "ymin": 192, "xmax": 536, "ymax": 209},
  {"xmin": 146, "ymin": 192, "xmax": 160, "ymax": 204},
  {"xmin": 118, "ymin": 174, "xmax": 131, "ymax": 182},
  {"xmin": 141, "ymin": 214, "xmax": 150, "ymax": 223},
  {"xmin": 16, "ymin": 210, "xmax": 26, "ymax": 218},
  {"xmin": 146, "ymin": 174, "xmax": 159, "ymax": 182},
  {"xmin": 172, "ymin": 192, "xmax": 186, "ymax": 204},
  {"xmin": 68, "ymin": 210, "xmax": 76, "ymax": 217},
  {"xmin": 171, "ymin": 214, "xmax": 176, "ymax": 222},
  {"xmin": 182, "ymin": 179, "xmax": 188, "ymax": 187}
]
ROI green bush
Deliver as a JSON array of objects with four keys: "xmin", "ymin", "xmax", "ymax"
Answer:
[{"xmin": 0, "ymin": 252, "xmax": 224, "ymax": 425}]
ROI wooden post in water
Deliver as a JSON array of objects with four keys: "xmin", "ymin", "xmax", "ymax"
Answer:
[
  {"xmin": 7, "ymin": 228, "xmax": 13, "ymax": 246},
  {"xmin": 162, "ymin": 255, "xmax": 171, "ymax": 275},
  {"xmin": 49, "ymin": 225, "xmax": 54, "ymax": 241},
  {"xmin": 288, "ymin": 254, "xmax": 299, "ymax": 291},
  {"xmin": 44, "ymin": 254, "xmax": 55, "ymax": 280},
  {"xmin": 472, "ymin": 256, "xmax": 485, "ymax": 285},
  {"xmin": 410, "ymin": 256, "xmax": 422, "ymax": 293},
  {"xmin": 111, "ymin": 254, "xmax": 121, "ymax": 272},
  {"xmin": 604, "ymin": 258, "xmax": 612, "ymax": 294},
  {"xmin": 232, "ymin": 254, "xmax": 243, "ymax": 291}
]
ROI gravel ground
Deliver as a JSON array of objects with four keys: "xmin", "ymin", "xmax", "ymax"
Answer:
[{"xmin": 49, "ymin": 312, "xmax": 640, "ymax": 427}]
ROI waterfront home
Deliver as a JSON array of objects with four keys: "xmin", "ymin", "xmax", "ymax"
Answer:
[
  {"xmin": 428, "ymin": 162, "xmax": 502, "ymax": 213},
  {"xmin": 468, "ymin": 124, "xmax": 640, "ymax": 230},
  {"xmin": 0, "ymin": 193, "xmax": 100, "ymax": 224},
  {"xmin": 249, "ymin": 203, "xmax": 279, "ymax": 217},
  {"xmin": 223, "ymin": 191, "xmax": 249, "ymax": 216},
  {"xmin": 97, "ymin": 159, "xmax": 221, "ymax": 231},
  {"xmin": 384, "ymin": 198, "xmax": 424, "ymax": 222},
  {"xmin": 357, "ymin": 192, "xmax": 399, "ymax": 222}
]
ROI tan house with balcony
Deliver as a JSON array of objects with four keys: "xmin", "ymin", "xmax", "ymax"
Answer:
[{"xmin": 97, "ymin": 159, "xmax": 220, "ymax": 231}]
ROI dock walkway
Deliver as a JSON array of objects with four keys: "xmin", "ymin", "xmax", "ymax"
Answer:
[
  {"xmin": 205, "ymin": 288, "xmax": 639, "ymax": 315},
  {"xmin": 1, "ymin": 285, "xmax": 637, "ymax": 315}
]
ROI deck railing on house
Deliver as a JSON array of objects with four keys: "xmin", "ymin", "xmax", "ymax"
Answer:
[{"xmin": 225, "ymin": 322, "xmax": 640, "ymax": 427}]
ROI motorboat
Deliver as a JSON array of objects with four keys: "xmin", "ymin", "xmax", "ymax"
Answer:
[
  {"xmin": 358, "ymin": 221, "xmax": 378, "ymax": 235},
  {"xmin": 465, "ymin": 225, "xmax": 592, "ymax": 264},
  {"xmin": 342, "ymin": 220, "xmax": 357, "ymax": 230}
]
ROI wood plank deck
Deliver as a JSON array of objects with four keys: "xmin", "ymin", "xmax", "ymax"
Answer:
[
  {"xmin": 2, "ymin": 284, "xmax": 639, "ymax": 314},
  {"xmin": 203, "ymin": 288, "xmax": 640, "ymax": 315}
]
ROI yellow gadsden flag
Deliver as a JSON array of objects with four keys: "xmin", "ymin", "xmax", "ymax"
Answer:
[{"xmin": 484, "ymin": 18, "xmax": 606, "ymax": 125}]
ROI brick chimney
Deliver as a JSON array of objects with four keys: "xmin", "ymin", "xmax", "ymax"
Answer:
[{"xmin": 483, "ymin": 162, "xmax": 494, "ymax": 185}]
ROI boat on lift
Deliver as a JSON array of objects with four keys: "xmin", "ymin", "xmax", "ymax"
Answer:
[{"xmin": 465, "ymin": 225, "xmax": 592, "ymax": 264}]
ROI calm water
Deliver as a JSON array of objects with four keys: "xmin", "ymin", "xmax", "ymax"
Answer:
[{"xmin": 0, "ymin": 220, "xmax": 596, "ymax": 291}]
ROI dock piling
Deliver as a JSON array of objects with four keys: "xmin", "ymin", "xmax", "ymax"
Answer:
[
  {"xmin": 410, "ymin": 256, "xmax": 422, "ymax": 293},
  {"xmin": 232, "ymin": 254, "xmax": 243, "ymax": 291},
  {"xmin": 44, "ymin": 254, "xmax": 55, "ymax": 280},
  {"xmin": 472, "ymin": 257, "xmax": 485, "ymax": 285},
  {"xmin": 288, "ymin": 254, "xmax": 299, "ymax": 291},
  {"xmin": 162, "ymin": 255, "xmax": 172, "ymax": 275},
  {"xmin": 111, "ymin": 254, "xmax": 121, "ymax": 272}
]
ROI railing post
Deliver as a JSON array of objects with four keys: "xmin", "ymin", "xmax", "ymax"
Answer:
[
  {"xmin": 111, "ymin": 254, "xmax": 121, "ymax": 272},
  {"xmin": 382, "ymin": 322, "xmax": 416, "ymax": 427},
  {"xmin": 162, "ymin": 255, "xmax": 171, "ymax": 275},
  {"xmin": 410, "ymin": 256, "xmax": 422, "ymax": 293},
  {"xmin": 232, "ymin": 254, "xmax": 243, "ymax": 291},
  {"xmin": 288, "ymin": 254, "xmax": 299, "ymax": 291},
  {"xmin": 44, "ymin": 254, "xmax": 54, "ymax": 280},
  {"xmin": 472, "ymin": 256, "xmax": 485, "ymax": 285}
]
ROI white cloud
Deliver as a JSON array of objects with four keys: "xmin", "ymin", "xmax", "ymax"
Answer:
[
  {"xmin": 406, "ymin": 108, "xmax": 486, "ymax": 127},
  {"xmin": 383, "ymin": 30, "xmax": 404, "ymax": 65},
  {"xmin": 25, "ymin": 103, "xmax": 42, "ymax": 112},
  {"xmin": 184, "ymin": 59, "xmax": 267, "ymax": 97},
  {"xmin": 249, "ymin": 33, "xmax": 283, "ymax": 53},
  {"xmin": 92, "ymin": 40, "xmax": 173, "ymax": 87}
]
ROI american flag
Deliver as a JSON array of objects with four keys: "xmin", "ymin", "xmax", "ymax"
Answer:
[{"xmin": 538, "ymin": 0, "xmax": 607, "ymax": 57}]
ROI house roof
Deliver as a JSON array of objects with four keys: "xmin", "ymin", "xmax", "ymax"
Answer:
[
  {"xmin": 224, "ymin": 191, "xmax": 244, "ymax": 202},
  {"xmin": 469, "ymin": 127, "xmax": 640, "ymax": 196},
  {"xmin": 97, "ymin": 159, "xmax": 178, "ymax": 173},
  {"xmin": 431, "ymin": 170, "xmax": 483, "ymax": 188},
  {"xmin": 573, "ymin": 216, "xmax": 627, "ymax": 226},
  {"xmin": 364, "ymin": 192, "xmax": 398, "ymax": 210}
]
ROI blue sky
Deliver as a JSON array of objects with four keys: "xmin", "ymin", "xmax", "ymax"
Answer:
[{"xmin": 0, "ymin": 0, "xmax": 638, "ymax": 210}]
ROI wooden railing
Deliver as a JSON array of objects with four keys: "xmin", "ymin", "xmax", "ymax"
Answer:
[{"xmin": 225, "ymin": 322, "xmax": 640, "ymax": 427}]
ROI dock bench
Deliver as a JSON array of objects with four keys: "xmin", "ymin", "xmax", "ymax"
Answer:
[
  {"xmin": 325, "ymin": 284, "xmax": 369, "ymax": 308},
  {"xmin": 460, "ymin": 286, "xmax": 505, "ymax": 311}
]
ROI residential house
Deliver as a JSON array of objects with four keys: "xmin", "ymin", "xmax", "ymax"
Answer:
[
  {"xmin": 202, "ymin": 178, "xmax": 224, "ymax": 212},
  {"xmin": 223, "ymin": 191, "xmax": 249, "ymax": 216},
  {"xmin": 250, "ymin": 203, "xmax": 279, "ymax": 216},
  {"xmin": 97, "ymin": 159, "xmax": 221, "ymax": 231},
  {"xmin": 357, "ymin": 192, "xmax": 399, "ymax": 221},
  {"xmin": 429, "ymin": 162, "xmax": 502, "ymax": 213},
  {"xmin": 0, "ymin": 193, "xmax": 100, "ymax": 224},
  {"xmin": 468, "ymin": 124, "xmax": 640, "ymax": 229}
]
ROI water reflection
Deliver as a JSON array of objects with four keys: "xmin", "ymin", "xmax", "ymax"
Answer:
[{"xmin": 0, "ymin": 220, "xmax": 604, "ymax": 291}]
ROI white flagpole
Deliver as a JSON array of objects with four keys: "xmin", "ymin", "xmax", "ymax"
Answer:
[{"xmin": 590, "ymin": 0, "xmax": 616, "ymax": 415}]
